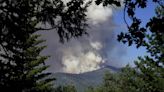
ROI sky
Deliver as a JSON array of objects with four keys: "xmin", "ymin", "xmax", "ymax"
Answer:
[
  {"xmin": 40, "ymin": 0, "xmax": 157, "ymax": 74},
  {"xmin": 113, "ymin": 1, "xmax": 157, "ymax": 66}
]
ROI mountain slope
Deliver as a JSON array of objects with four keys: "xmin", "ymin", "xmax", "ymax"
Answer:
[{"xmin": 52, "ymin": 66, "xmax": 120, "ymax": 92}]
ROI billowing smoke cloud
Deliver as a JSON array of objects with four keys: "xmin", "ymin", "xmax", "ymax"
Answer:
[{"xmin": 40, "ymin": 0, "xmax": 126, "ymax": 73}]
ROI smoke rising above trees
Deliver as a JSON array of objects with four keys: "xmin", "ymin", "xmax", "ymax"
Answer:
[{"xmin": 40, "ymin": 0, "xmax": 126, "ymax": 73}]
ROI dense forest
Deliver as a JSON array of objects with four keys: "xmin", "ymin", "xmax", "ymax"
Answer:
[{"xmin": 0, "ymin": 0, "xmax": 163, "ymax": 92}]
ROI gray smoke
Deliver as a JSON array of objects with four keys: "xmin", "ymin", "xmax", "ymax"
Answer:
[{"xmin": 39, "ymin": 0, "xmax": 126, "ymax": 73}]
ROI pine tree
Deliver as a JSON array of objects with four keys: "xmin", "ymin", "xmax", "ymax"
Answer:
[
  {"xmin": 0, "ymin": 0, "xmax": 89, "ymax": 91},
  {"xmin": 0, "ymin": 7, "xmax": 54, "ymax": 91}
]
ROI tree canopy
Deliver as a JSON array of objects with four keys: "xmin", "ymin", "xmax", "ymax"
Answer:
[
  {"xmin": 0, "ymin": 0, "xmax": 163, "ymax": 92},
  {"xmin": 88, "ymin": 0, "xmax": 164, "ymax": 92},
  {"xmin": 0, "ymin": 0, "xmax": 90, "ymax": 91}
]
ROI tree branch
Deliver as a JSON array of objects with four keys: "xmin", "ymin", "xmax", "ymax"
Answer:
[{"xmin": 123, "ymin": 4, "xmax": 130, "ymax": 29}]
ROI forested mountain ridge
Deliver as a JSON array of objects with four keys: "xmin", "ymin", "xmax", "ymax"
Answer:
[{"xmin": 52, "ymin": 66, "xmax": 120, "ymax": 92}]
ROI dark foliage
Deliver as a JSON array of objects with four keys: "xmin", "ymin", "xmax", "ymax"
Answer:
[
  {"xmin": 0, "ymin": 0, "xmax": 90, "ymax": 91},
  {"xmin": 91, "ymin": 0, "xmax": 164, "ymax": 92},
  {"xmin": 117, "ymin": 0, "xmax": 164, "ymax": 48},
  {"xmin": 95, "ymin": 0, "xmax": 121, "ymax": 7}
]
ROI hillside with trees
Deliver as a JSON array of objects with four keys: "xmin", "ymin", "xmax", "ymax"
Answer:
[{"xmin": 0, "ymin": 0, "xmax": 163, "ymax": 92}]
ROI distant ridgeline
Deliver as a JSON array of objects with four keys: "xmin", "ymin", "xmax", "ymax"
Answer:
[{"xmin": 52, "ymin": 65, "xmax": 120, "ymax": 92}]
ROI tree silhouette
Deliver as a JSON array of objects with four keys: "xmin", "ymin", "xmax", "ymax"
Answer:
[
  {"xmin": 0, "ymin": 0, "xmax": 90, "ymax": 91},
  {"xmin": 93, "ymin": 0, "xmax": 164, "ymax": 92}
]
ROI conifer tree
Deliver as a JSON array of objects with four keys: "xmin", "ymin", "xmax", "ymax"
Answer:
[{"xmin": 0, "ymin": 0, "xmax": 89, "ymax": 91}]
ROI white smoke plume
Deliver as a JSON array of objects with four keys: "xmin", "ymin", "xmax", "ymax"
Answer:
[{"xmin": 40, "ymin": 0, "xmax": 125, "ymax": 74}]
